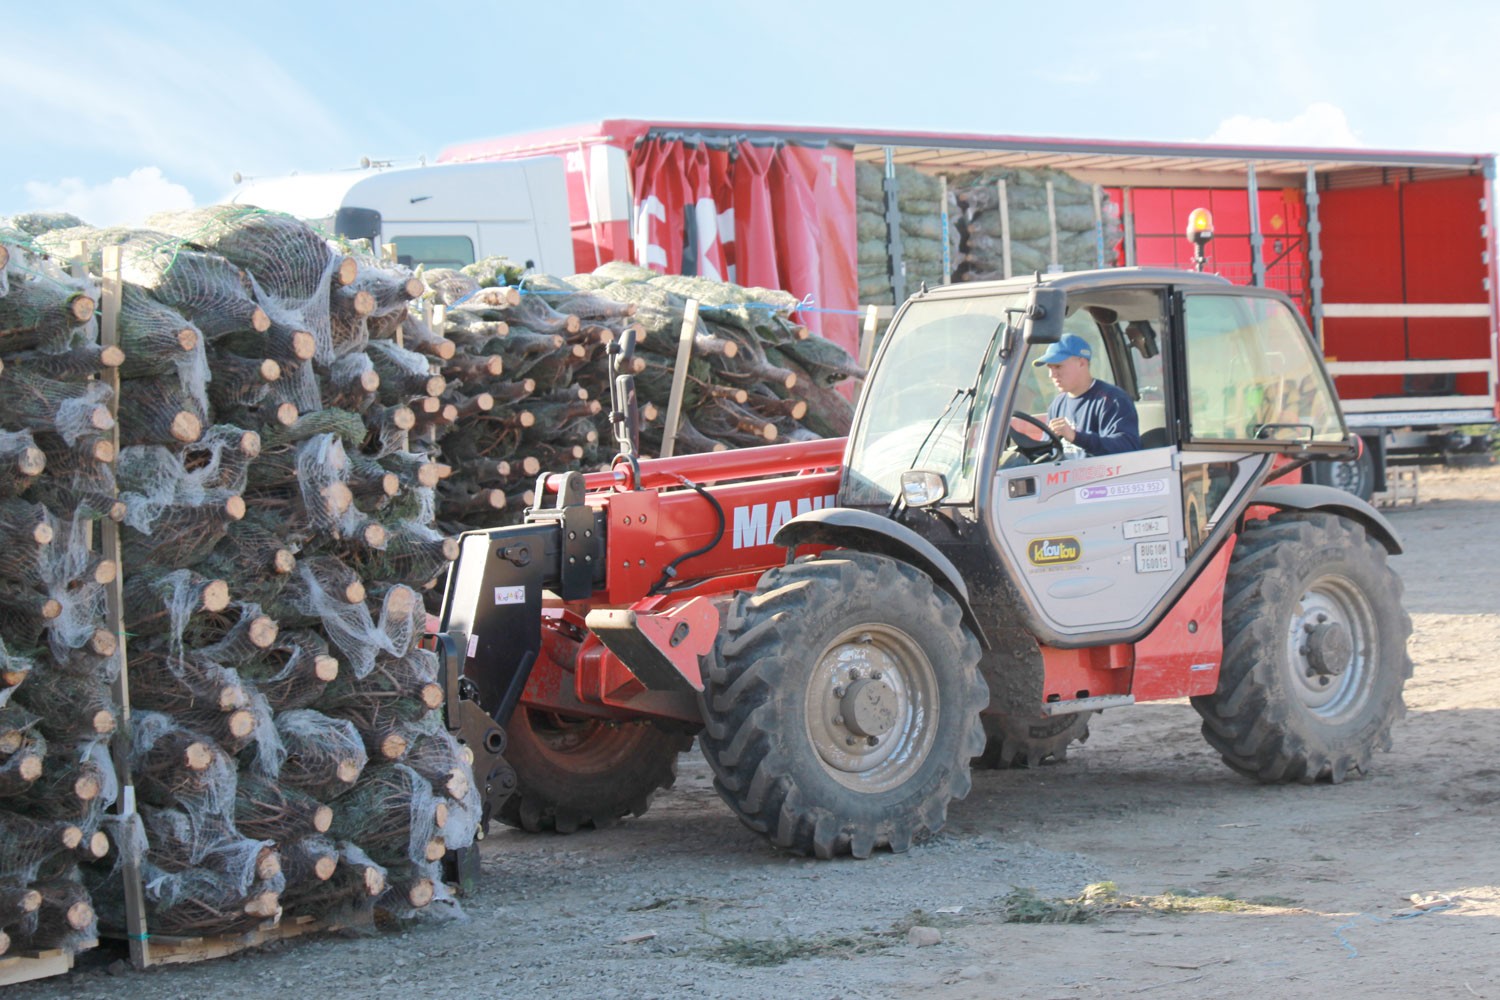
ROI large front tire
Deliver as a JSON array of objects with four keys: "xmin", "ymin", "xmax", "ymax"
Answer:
[
  {"xmin": 1192, "ymin": 512, "xmax": 1412, "ymax": 782},
  {"xmin": 700, "ymin": 552, "xmax": 987, "ymax": 859},
  {"xmin": 496, "ymin": 707, "xmax": 692, "ymax": 833}
]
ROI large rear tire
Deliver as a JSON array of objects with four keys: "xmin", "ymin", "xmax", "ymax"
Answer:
[
  {"xmin": 699, "ymin": 552, "xmax": 987, "ymax": 859},
  {"xmin": 496, "ymin": 707, "xmax": 692, "ymax": 833},
  {"xmin": 1191, "ymin": 512, "xmax": 1412, "ymax": 782},
  {"xmin": 972, "ymin": 711, "xmax": 1092, "ymax": 769},
  {"xmin": 1306, "ymin": 446, "xmax": 1376, "ymax": 502}
]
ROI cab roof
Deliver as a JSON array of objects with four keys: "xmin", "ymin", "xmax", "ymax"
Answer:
[{"xmin": 912, "ymin": 266, "xmax": 1235, "ymax": 300}]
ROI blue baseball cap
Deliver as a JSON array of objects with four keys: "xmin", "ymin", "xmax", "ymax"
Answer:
[{"xmin": 1032, "ymin": 333, "xmax": 1093, "ymax": 366}]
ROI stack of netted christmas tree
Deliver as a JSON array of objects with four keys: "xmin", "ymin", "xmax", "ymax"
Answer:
[
  {"xmin": 855, "ymin": 161, "xmax": 1123, "ymax": 301},
  {"xmin": 0, "ymin": 216, "xmax": 114, "ymax": 959},
  {"xmin": 418, "ymin": 258, "xmax": 864, "ymax": 536},
  {"xmin": 1, "ymin": 206, "xmax": 479, "ymax": 947}
]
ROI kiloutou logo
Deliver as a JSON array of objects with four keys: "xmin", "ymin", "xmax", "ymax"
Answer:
[{"xmin": 1028, "ymin": 536, "xmax": 1081, "ymax": 565}]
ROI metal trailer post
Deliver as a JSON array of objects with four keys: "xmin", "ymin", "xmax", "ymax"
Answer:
[
  {"xmin": 1485, "ymin": 158, "xmax": 1500, "ymax": 420},
  {"xmin": 1305, "ymin": 166, "xmax": 1325, "ymax": 344},
  {"xmin": 1121, "ymin": 187, "xmax": 1136, "ymax": 267},
  {"xmin": 883, "ymin": 147, "xmax": 906, "ymax": 304},
  {"xmin": 1045, "ymin": 179, "xmax": 1060, "ymax": 271},
  {"xmin": 1247, "ymin": 162, "xmax": 1265, "ymax": 286},
  {"xmin": 940, "ymin": 175, "xmax": 951, "ymax": 285},
  {"xmin": 1092, "ymin": 184, "xmax": 1106, "ymax": 269},
  {"xmin": 997, "ymin": 178, "xmax": 1013, "ymax": 278}
]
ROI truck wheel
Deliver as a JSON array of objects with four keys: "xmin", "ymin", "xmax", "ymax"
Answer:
[
  {"xmin": 496, "ymin": 708, "xmax": 692, "ymax": 834},
  {"xmin": 1191, "ymin": 512, "xmax": 1412, "ymax": 783},
  {"xmin": 1306, "ymin": 445, "xmax": 1376, "ymax": 502},
  {"xmin": 699, "ymin": 552, "xmax": 987, "ymax": 859},
  {"xmin": 972, "ymin": 711, "xmax": 1092, "ymax": 769}
]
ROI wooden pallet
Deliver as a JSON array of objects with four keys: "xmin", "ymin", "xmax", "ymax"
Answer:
[
  {"xmin": 138, "ymin": 911, "xmax": 372, "ymax": 967},
  {"xmin": 0, "ymin": 942, "xmax": 94, "ymax": 987},
  {"xmin": 1374, "ymin": 467, "xmax": 1419, "ymax": 508}
]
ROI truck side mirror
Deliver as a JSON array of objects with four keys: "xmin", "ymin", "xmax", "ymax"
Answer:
[{"xmin": 1023, "ymin": 287, "xmax": 1066, "ymax": 344}]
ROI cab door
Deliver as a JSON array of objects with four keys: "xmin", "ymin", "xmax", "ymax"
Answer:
[
  {"xmin": 990, "ymin": 446, "xmax": 1187, "ymax": 641},
  {"xmin": 987, "ymin": 290, "xmax": 1189, "ymax": 642}
]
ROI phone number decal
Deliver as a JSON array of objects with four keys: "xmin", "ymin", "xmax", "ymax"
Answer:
[{"xmin": 1076, "ymin": 478, "xmax": 1168, "ymax": 504}]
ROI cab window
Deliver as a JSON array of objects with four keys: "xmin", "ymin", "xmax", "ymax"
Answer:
[
  {"xmin": 1007, "ymin": 290, "xmax": 1169, "ymax": 458},
  {"xmin": 392, "ymin": 235, "xmax": 476, "ymax": 270},
  {"xmin": 1182, "ymin": 293, "xmax": 1344, "ymax": 445}
]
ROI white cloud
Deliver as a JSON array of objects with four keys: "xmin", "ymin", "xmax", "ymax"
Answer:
[
  {"xmin": 23, "ymin": 168, "xmax": 195, "ymax": 228},
  {"xmin": 1207, "ymin": 102, "xmax": 1363, "ymax": 148},
  {"xmin": 2, "ymin": 15, "xmax": 363, "ymax": 197}
]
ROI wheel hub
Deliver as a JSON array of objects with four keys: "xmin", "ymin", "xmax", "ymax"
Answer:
[
  {"xmin": 1304, "ymin": 620, "xmax": 1352, "ymax": 677},
  {"xmin": 805, "ymin": 625, "xmax": 940, "ymax": 791},
  {"xmin": 840, "ymin": 678, "xmax": 898, "ymax": 737},
  {"xmin": 1286, "ymin": 578, "xmax": 1376, "ymax": 717}
]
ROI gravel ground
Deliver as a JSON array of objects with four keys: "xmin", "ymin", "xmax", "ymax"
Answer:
[{"xmin": 11, "ymin": 464, "xmax": 1500, "ymax": 999}]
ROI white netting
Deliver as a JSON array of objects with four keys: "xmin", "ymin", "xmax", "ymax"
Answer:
[
  {"xmin": 149, "ymin": 568, "xmax": 210, "ymax": 661},
  {"xmin": 376, "ymin": 585, "xmax": 425, "ymax": 659},
  {"xmin": 365, "ymin": 339, "xmax": 434, "ymax": 395},
  {"xmin": 247, "ymin": 259, "xmax": 339, "ymax": 365},
  {"xmin": 118, "ymin": 435, "xmax": 247, "ymax": 534},
  {"xmin": 131, "ymin": 709, "xmax": 239, "ymax": 817},
  {"xmin": 38, "ymin": 511, "xmax": 112, "ymax": 659},
  {"xmin": 75, "ymin": 735, "xmax": 119, "ymax": 818},
  {"xmin": 328, "ymin": 763, "xmax": 439, "ymax": 868},
  {"xmin": 379, "ymin": 858, "xmax": 463, "ymax": 923},
  {"xmin": 243, "ymin": 688, "xmax": 285, "ymax": 779},
  {"xmin": 29, "ymin": 376, "xmax": 113, "ymax": 446},
  {"xmin": 144, "ymin": 206, "xmax": 342, "ymax": 363},
  {"xmin": 402, "ymin": 716, "xmax": 481, "ymax": 851},
  {"xmin": 264, "ymin": 357, "xmax": 324, "ymax": 415},
  {"xmin": 327, "ymin": 352, "xmax": 377, "ymax": 408},
  {"xmin": 141, "ymin": 863, "xmax": 285, "ymax": 936},
  {"xmin": 274, "ymin": 708, "xmax": 369, "ymax": 798},
  {"xmin": 292, "ymin": 433, "xmax": 366, "ymax": 538},
  {"xmin": 290, "ymin": 559, "xmax": 394, "ymax": 679}
]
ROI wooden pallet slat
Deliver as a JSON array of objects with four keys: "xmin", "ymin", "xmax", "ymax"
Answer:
[
  {"xmin": 0, "ymin": 942, "xmax": 93, "ymax": 987},
  {"xmin": 130, "ymin": 909, "xmax": 372, "ymax": 967}
]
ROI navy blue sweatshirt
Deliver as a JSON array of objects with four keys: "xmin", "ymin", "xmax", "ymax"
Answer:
[{"xmin": 1046, "ymin": 379, "xmax": 1141, "ymax": 456}]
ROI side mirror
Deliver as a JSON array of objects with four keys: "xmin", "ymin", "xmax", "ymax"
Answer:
[
  {"xmin": 1022, "ymin": 287, "xmax": 1065, "ymax": 344},
  {"xmin": 899, "ymin": 470, "xmax": 948, "ymax": 508}
]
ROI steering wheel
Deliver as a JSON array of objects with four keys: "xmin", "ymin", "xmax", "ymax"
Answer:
[{"xmin": 1007, "ymin": 410, "xmax": 1065, "ymax": 463}]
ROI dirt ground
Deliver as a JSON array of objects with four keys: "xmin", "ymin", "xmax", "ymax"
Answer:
[{"xmin": 16, "ymin": 465, "xmax": 1500, "ymax": 999}]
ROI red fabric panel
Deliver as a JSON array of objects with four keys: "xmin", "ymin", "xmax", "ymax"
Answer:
[
  {"xmin": 631, "ymin": 138, "xmax": 687, "ymax": 274},
  {"xmin": 812, "ymin": 146, "xmax": 858, "ymax": 357},
  {"xmin": 682, "ymin": 144, "xmax": 729, "ymax": 282},
  {"xmin": 706, "ymin": 146, "xmax": 735, "ymax": 282},
  {"xmin": 730, "ymin": 143, "xmax": 779, "ymax": 289},
  {"xmin": 629, "ymin": 137, "xmax": 859, "ymax": 359},
  {"xmin": 766, "ymin": 147, "xmax": 822, "ymax": 334}
]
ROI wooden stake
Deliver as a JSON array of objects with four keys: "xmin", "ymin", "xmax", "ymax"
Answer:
[
  {"xmin": 660, "ymin": 298, "xmax": 700, "ymax": 459},
  {"xmin": 100, "ymin": 245, "xmax": 151, "ymax": 968}
]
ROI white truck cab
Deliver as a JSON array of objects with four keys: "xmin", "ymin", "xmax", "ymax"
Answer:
[{"xmin": 227, "ymin": 158, "xmax": 574, "ymax": 273}]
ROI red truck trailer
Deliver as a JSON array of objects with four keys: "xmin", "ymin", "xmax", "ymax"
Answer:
[{"xmin": 439, "ymin": 121, "xmax": 1498, "ymax": 496}]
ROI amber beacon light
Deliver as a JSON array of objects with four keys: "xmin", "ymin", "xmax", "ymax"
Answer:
[{"xmin": 1185, "ymin": 208, "xmax": 1214, "ymax": 271}]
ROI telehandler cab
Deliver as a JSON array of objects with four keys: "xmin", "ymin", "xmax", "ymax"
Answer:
[{"xmin": 436, "ymin": 264, "xmax": 1412, "ymax": 859}]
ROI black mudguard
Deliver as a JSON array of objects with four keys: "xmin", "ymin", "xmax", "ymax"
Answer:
[{"xmin": 1252, "ymin": 483, "xmax": 1403, "ymax": 554}]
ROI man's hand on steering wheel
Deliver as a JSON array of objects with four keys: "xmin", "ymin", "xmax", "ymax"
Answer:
[{"xmin": 1008, "ymin": 410, "xmax": 1065, "ymax": 463}]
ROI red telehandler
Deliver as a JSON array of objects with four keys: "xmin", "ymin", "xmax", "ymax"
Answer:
[{"xmin": 435, "ymin": 261, "xmax": 1412, "ymax": 860}]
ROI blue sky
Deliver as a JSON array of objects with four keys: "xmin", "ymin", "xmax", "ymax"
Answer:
[{"xmin": 4, "ymin": 0, "xmax": 1497, "ymax": 225}]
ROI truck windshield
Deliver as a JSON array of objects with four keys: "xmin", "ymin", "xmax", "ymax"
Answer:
[{"xmin": 844, "ymin": 293, "xmax": 1027, "ymax": 507}]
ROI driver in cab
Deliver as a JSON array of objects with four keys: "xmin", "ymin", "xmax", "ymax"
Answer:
[{"xmin": 1032, "ymin": 334, "xmax": 1140, "ymax": 457}]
